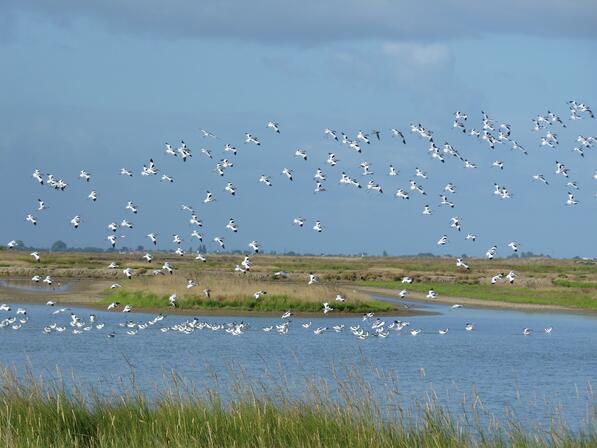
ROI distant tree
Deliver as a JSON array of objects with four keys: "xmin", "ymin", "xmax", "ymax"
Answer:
[
  {"xmin": 382, "ymin": 250, "xmax": 388, "ymax": 257},
  {"xmin": 51, "ymin": 240, "xmax": 68, "ymax": 252}
]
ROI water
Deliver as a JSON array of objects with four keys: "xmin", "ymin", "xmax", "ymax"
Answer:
[
  {"xmin": 1, "ymin": 297, "xmax": 596, "ymax": 430},
  {"xmin": 0, "ymin": 279, "xmax": 72, "ymax": 293}
]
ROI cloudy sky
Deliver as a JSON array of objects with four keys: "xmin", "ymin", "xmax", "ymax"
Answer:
[{"xmin": 1, "ymin": 1, "xmax": 596, "ymax": 257}]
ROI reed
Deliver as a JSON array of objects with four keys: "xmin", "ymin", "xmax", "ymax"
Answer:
[
  {"xmin": 0, "ymin": 367, "xmax": 594, "ymax": 447},
  {"xmin": 97, "ymin": 273, "xmax": 396, "ymax": 313}
]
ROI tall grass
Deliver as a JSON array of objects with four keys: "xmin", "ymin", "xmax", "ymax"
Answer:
[
  {"xmin": 99, "ymin": 273, "xmax": 396, "ymax": 313},
  {"xmin": 101, "ymin": 289, "xmax": 394, "ymax": 313},
  {"xmin": 0, "ymin": 367, "xmax": 594, "ymax": 447}
]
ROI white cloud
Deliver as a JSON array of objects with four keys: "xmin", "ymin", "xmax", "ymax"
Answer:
[{"xmin": 382, "ymin": 42, "xmax": 451, "ymax": 67}]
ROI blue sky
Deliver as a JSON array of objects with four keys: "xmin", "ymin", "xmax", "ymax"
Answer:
[{"xmin": 1, "ymin": 1, "xmax": 596, "ymax": 257}]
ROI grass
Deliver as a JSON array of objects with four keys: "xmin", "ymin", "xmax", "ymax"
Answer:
[
  {"xmin": 97, "ymin": 272, "xmax": 396, "ymax": 313},
  {"xmin": 0, "ymin": 368, "xmax": 594, "ymax": 447},
  {"xmin": 100, "ymin": 289, "xmax": 394, "ymax": 313},
  {"xmin": 358, "ymin": 280, "xmax": 597, "ymax": 309}
]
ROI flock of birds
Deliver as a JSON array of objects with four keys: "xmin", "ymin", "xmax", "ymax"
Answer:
[
  {"xmin": 0, "ymin": 301, "xmax": 553, "ymax": 338},
  {"xmin": 3, "ymin": 100, "xmax": 595, "ymax": 337}
]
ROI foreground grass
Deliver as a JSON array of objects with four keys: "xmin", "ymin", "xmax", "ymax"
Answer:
[
  {"xmin": 100, "ymin": 289, "xmax": 394, "ymax": 313},
  {"xmin": 359, "ymin": 280, "xmax": 597, "ymax": 309},
  {"xmin": 0, "ymin": 369, "xmax": 595, "ymax": 448}
]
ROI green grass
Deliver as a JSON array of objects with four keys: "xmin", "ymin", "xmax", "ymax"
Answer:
[
  {"xmin": 0, "ymin": 369, "xmax": 594, "ymax": 448},
  {"xmin": 100, "ymin": 290, "xmax": 395, "ymax": 313},
  {"xmin": 359, "ymin": 280, "xmax": 597, "ymax": 309},
  {"xmin": 552, "ymin": 278, "xmax": 597, "ymax": 289}
]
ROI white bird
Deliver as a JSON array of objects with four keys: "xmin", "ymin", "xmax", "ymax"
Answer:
[
  {"xmin": 456, "ymin": 258, "xmax": 469, "ymax": 270},
  {"xmin": 249, "ymin": 240, "xmax": 260, "ymax": 253},
  {"xmin": 326, "ymin": 153, "xmax": 338, "ymax": 166},
  {"xmin": 225, "ymin": 183, "xmax": 236, "ymax": 196},
  {"xmin": 244, "ymin": 133, "xmax": 261, "ymax": 146},
  {"xmin": 226, "ymin": 218, "xmax": 238, "ymax": 233},
  {"xmin": 254, "ymin": 290, "xmax": 267, "ymax": 299},
  {"xmin": 295, "ymin": 149, "xmax": 307, "ymax": 160},
  {"xmin": 122, "ymin": 304, "xmax": 133, "ymax": 313},
  {"xmin": 30, "ymin": 252, "xmax": 41, "ymax": 262},
  {"xmin": 313, "ymin": 221, "xmax": 323, "ymax": 233},
  {"xmin": 506, "ymin": 271, "xmax": 517, "ymax": 284},
  {"xmin": 122, "ymin": 268, "xmax": 133, "ymax": 279},
  {"xmin": 259, "ymin": 175, "xmax": 272, "ymax": 187},
  {"xmin": 322, "ymin": 302, "xmax": 334, "ymax": 314},
  {"xmin": 532, "ymin": 174, "xmax": 549, "ymax": 185},
  {"xmin": 26, "ymin": 214, "xmax": 37, "ymax": 226},
  {"xmin": 203, "ymin": 191, "xmax": 215, "ymax": 204},
  {"xmin": 437, "ymin": 235, "xmax": 448, "ymax": 246},
  {"xmin": 508, "ymin": 241, "xmax": 519, "ymax": 252},
  {"xmin": 214, "ymin": 237, "xmax": 225, "ymax": 249},
  {"xmin": 267, "ymin": 121, "xmax": 280, "ymax": 133},
  {"xmin": 465, "ymin": 323, "xmax": 475, "ymax": 331},
  {"xmin": 308, "ymin": 273, "xmax": 319, "ymax": 285},
  {"xmin": 224, "ymin": 144, "xmax": 238, "ymax": 156},
  {"xmin": 282, "ymin": 168, "xmax": 293, "ymax": 181},
  {"xmin": 566, "ymin": 192, "xmax": 579, "ymax": 206},
  {"xmin": 426, "ymin": 289, "xmax": 437, "ymax": 299},
  {"xmin": 523, "ymin": 328, "xmax": 532, "ymax": 336},
  {"xmin": 200, "ymin": 129, "xmax": 218, "ymax": 139},
  {"xmin": 70, "ymin": 215, "xmax": 81, "ymax": 229},
  {"xmin": 147, "ymin": 233, "xmax": 157, "ymax": 246}
]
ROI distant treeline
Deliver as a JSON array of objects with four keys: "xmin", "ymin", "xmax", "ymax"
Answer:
[{"xmin": 1, "ymin": 240, "xmax": 583, "ymax": 259}]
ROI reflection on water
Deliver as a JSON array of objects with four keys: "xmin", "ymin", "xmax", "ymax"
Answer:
[
  {"xmin": 0, "ymin": 297, "xmax": 596, "ymax": 431},
  {"xmin": 0, "ymin": 279, "xmax": 72, "ymax": 293}
]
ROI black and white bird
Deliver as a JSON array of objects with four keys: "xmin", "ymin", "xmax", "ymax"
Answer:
[
  {"xmin": 244, "ymin": 133, "xmax": 261, "ymax": 146},
  {"xmin": 267, "ymin": 121, "xmax": 280, "ymax": 133}
]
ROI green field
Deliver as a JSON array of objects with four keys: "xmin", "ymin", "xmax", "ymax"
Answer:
[{"xmin": 359, "ymin": 280, "xmax": 597, "ymax": 309}]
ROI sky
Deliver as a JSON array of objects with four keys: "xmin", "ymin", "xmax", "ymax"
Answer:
[{"xmin": 1, "ymin": 1, "xmax": 596, "ymax": 257}]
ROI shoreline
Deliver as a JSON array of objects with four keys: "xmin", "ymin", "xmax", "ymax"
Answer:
[
  {"xmin": 2, "ymin": 275, "xmax": 596, "ymax": 317},
  {"xmin": 355, "ymin": 285, "xmax": 597, "ymax": 315}
]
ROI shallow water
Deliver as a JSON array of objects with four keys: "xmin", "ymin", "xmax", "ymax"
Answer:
[
  {"xmin": 0, "ymin": 297, "xmax": 596, "ymax": 431},
  {"xmin": 0, "ymin": 279, "xmax": 72, "ymax": 293}
]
